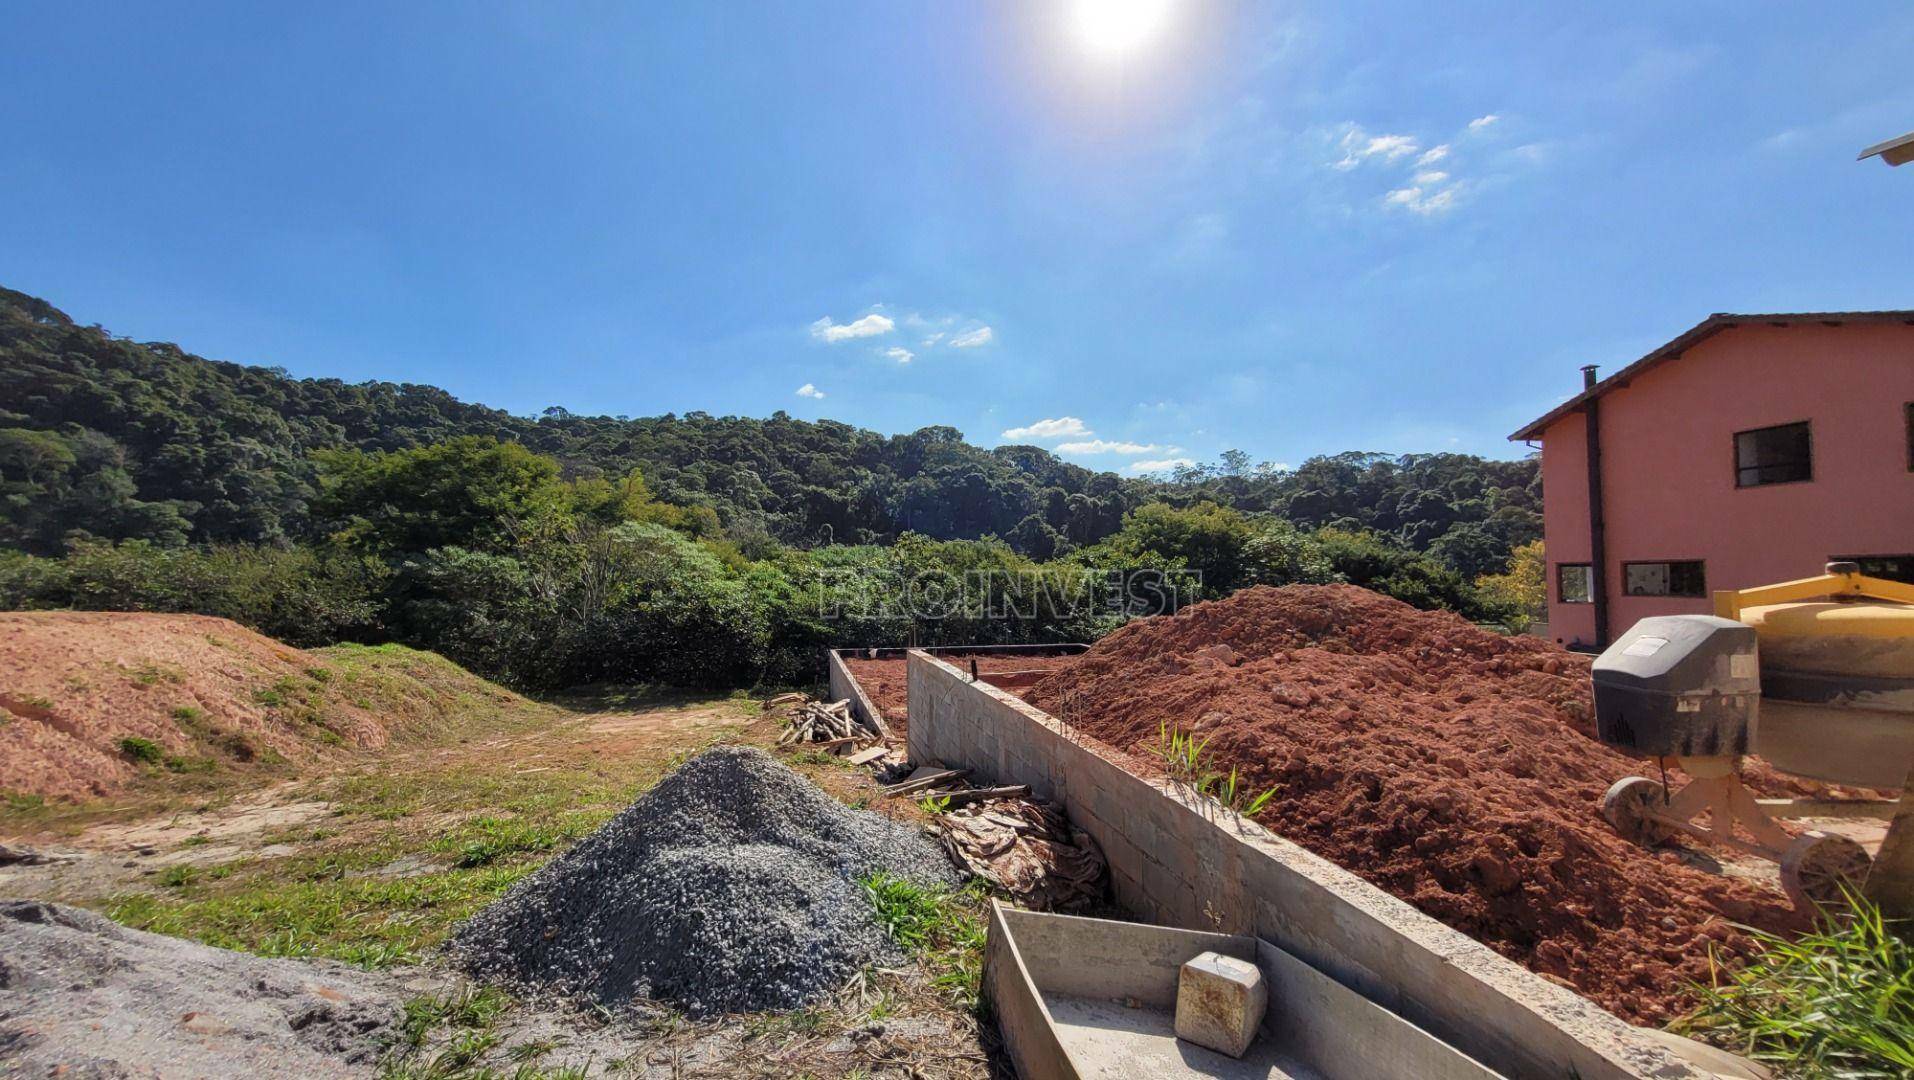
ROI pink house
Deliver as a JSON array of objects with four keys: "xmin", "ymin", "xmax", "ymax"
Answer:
[{"xmin": 1510, "ymin": 311, "xmax": 1914, "ymax": 649}]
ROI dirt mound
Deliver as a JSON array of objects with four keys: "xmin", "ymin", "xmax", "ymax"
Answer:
[
  {"xmin": 0, "ymin": 899, "xmax": 406, "ymax": 1077},
  {"xmin": 450, "ymin": 745, "xmax": 960, "ymax": 1016},
  {"xmin": 1028, "ymin": 584, "xmax": 1803, "ymax": 1024},
  {"xmin": 0, "ymin": 612, "xmax": 529, "ymax": 801}
]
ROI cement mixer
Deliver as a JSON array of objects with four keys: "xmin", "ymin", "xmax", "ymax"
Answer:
[{"xmin": 1592, "ymin": 562, "xmax": 1914, "ymax": 913}]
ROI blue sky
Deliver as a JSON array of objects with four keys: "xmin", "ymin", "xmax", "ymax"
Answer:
[{"xmin": 4, "ymin": 2, "xmax": 1910, "ymax": 473}]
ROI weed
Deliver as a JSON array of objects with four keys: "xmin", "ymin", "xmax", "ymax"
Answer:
[
  {"xmin": 158, "ymin": 864, "xmax": 198, "ymax": 888},
  {"xmin": 1154, "ymin": 722, "xmax": 1277, "ymax": 816},
  {"xmin": 2, "ymin": 790, "xmax": 46, "ymax": 813},
  {"xmin": 861, "ymin": 874, "xmax": 989, "ymax": 1009},
  {"xmin": 1676, "ymin": 891, "xmax": 1914, "ymax": 1078},
  {"xmin": 130, "ymin": 662, "xmax": 185, "ymax": 687},
  {"xmin": 917, "ymin": 794, "xmax": 952, "ymax": 815},
  {"xmin": 400, "ymin": 986, "xmax": 513, "ymax": 1048},
  {"xmin": 172, "ymin": 705, "xmax": 205, "ymax": 724},
  {"xmin": 120, "ymin": 736, "xmax": 165, "ymax": 764},
  {"xmin": 179, "ymin": 834, "xmax": 212, "ymax": 848}
]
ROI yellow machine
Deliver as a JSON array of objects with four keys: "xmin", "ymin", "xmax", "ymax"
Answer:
[{"xmin": 1598, "ymin": 562, "xmax": 1914, "ymax": 914}]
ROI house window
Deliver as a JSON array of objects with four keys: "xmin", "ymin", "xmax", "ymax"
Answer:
[
  {"xmin": 1834, "ymin": 554, "xmax": 1914, "ymax": 585},
  {"xmin": 1557, "ymin": 563, "xmax": 1594, "ymax": 604},
  {"xmin": 1735, "ymin": 421, "xmax": 1812, "ymax": 487},
  {"xmin": 1623, "ymin": 560, "xmax": 1707, "ymax": 597}
]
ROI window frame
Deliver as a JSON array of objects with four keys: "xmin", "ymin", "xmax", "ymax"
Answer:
[
  {"xmin": 1832, "ymin": 553, "xmax": 1914, "ymax": 585},
  {"xmin": 1904, "ymin": 403, "xmax": 1913, "ymax": 472},
  {"xmin": 1621, "ymin": 559, "xmax": 1708, "ymax": 598},
  {"xmin": 1733, "ymin": 420, "xmax": 1813, "ymax": 488},
  {"xmin": 1556, "ymin": 562, "xmax": 1594, "ymax": 605}
]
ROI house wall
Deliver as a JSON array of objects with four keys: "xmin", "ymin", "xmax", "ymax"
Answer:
[{"xmin": 1539, "ymin": 322, "xmax": 1914, "ymax": 647}]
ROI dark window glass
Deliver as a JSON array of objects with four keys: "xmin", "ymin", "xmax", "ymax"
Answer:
[
  {"xmin": 1623, "ymin": 560, "xmax": 1706, "ymax": 597},
  {"xmin": 1735, "ymin": 421, "xmax": 1812, "ymax": 487},
  {"xmin": 1834, "ymin": 554, "xmax": 1914, "ymax": 585},
  {"xmin": 1557, "ymin": 563, "xmax": 1593, "ymax": 604}
]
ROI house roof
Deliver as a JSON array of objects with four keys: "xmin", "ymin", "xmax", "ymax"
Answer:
[{"xmin": 1507, "ymin": 310, "xmax": 1914, "ymax": 441}]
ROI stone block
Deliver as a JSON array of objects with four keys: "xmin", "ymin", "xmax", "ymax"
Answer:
[{"xmin": 1175, "ymin": 950, "xmax": 1268, "ymax": 1059}]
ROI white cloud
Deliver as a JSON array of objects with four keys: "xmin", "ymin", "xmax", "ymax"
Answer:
[
  {"xmin": 1468, "ymin": 114, "xmax": 1500, "ymax": 132},
  {"xmin": 1334, "ymin": 126, "xmax": 1420, "ymax": 169},
  {"xmin": 921, "ymin": 331, "xmax": 945, "ymax": 347},
  {"xmin": 1055, "ymin": 439, "xmax": 1162, "ymax": 454},
  {"xmin": 883, "ymin": 346, "xmax": 913, "ymax": 364},
  {"xmin": 1128, "ymin": 458, "xmax": 1195, "ymax": 474},
  {"xmin": 1000, "ymin": 417, "xmax": 1091, "ymax": 441},
  {"xmin": 1412, "ymin": 170, "xmax": 1449, "ymax": 185},
  {"xmin": 947, "ymin": 325, "xmax": 994, "ymax": 348},
  {"xmin": 1385, "ymin": 185, "xmax": 1459, "ymax": 215},
  {"xmin": 1416, "ymin": 144, "xmax": 1450, "ymax": 166},
  {"xmin": 809, "ymin": 313, "xmax": 894, "ymax": 343},
  {"xmin": 795, "ymin": 383, "xmax": 826, "ymax": 399}
]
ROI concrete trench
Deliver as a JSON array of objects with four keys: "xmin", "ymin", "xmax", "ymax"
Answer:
[{"xmin": 835, "ymin": 647, "xmax": 1713, "ymax": 1080}]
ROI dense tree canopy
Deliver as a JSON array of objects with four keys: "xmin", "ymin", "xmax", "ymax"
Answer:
[
  {"xmin": 0, "ymin": 285, "xmax": 1537, "ymax": 571},
  {"xmin": 1, "ymin": 284, "xmax": 1544, "ymax": 690}
]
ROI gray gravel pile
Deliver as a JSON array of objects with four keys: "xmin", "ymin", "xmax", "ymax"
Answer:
[{"xmin": 449, "ymin": 745, "xmax": 959, "ymax": 1016}]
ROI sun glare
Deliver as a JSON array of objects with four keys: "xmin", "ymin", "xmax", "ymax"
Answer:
[{"xmin": 1071, "ymin": 0, "xmax": 1174, "ymax": 58}]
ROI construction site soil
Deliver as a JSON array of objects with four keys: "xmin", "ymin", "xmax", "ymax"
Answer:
[
  {"xmin": 1027, "ymin": 584, "xmax": 1815, "ymax": 1024},
  {"xmin": 842, "ymin": 652, "xmax": 1079, "ymax": 734}
]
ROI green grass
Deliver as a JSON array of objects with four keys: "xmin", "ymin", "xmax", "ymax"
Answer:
[
  {"xmin": 861, "ymin": 873, "xmax": 989, "ymax": 1008},
  {"xmin": 1675, "ymin": 893, "xmax": 1914, "ymax": 1078},
  {"xmin": 119, "ymin": 736, "xmax": 165, "ymax": 764}
]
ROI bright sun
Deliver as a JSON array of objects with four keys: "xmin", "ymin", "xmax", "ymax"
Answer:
[{"xmin": 1071, "ymin": 0, "xmax": 1175, "ymax": 58}]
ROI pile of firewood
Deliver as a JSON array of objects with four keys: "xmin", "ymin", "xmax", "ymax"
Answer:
[{"xmin": 768, "ymin": 694, "xmax": 882, "ymax": 755}]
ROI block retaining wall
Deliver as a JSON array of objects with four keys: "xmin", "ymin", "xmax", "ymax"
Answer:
[{"xmin": 905, "ymin": 649, "xmax": 1701, "ymax": 1080}]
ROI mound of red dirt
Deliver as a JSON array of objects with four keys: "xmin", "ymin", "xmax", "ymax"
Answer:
[
  {"xmin": 0, "ymin": 608, "xmax": 449, "ymax": 800},
  {"xmin": 1027, "ymin": 584, "xmax": 1804, "ymax": 1024}
]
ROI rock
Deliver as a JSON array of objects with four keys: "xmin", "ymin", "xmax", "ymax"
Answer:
[
  {"xmin": 0, "ymin": 899, "xmax": 407, "ymax": 1077},
  {"xmin": 1174, "ymin": 951, "xmax": 1266, "ymax": 1059}
]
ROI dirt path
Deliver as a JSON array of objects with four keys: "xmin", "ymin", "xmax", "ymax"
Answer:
[{"xmin": 0, "ymin": 688, "xmax": 995, "ymax": 1078}]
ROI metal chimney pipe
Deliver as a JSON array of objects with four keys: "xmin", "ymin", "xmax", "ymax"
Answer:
[{"xmin": 1581, "ymin": 364, "xmax": 1600, "ymax": 389}]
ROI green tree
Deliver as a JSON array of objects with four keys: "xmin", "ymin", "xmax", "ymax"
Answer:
[{"xmin": 312, "ymin": 437, "xmax": 575, "ymax": 554}]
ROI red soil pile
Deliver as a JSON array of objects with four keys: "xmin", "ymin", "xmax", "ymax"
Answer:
[
  {"xmin": 1028, "ymin": 584, "xmax": 1804, "ymax": 1024},
  {"xmin": 842, "ymin": 652, "xmax": 1079, "ymax": 734},
  {"xmin": 0, "ymin": 612, "xmax": 523, "ymax": 801}
]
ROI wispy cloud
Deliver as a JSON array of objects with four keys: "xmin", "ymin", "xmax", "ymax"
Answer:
[
  {"xmin": 883, "ymin": 346, "xmax": 913, "ymax": 364},
  {"xmin": 1329, "ymin": 112, "xmax": 1516, "ymax": 217},
  {"xmin": 1333, "ymin": 127, "xmax": 1421, "ymax": 170},
  {"xmin": 795, "ymin": 383, "xmax": 826, "ymax": 399},
  {"xmin": 1055, "ymin": 439, "xmax": 1163, "ymax": 454},
  {"xmin": 1001, "ymin": 417, "xmax": 1091, "ymax": 441},
  {"xmin": 947, "ymin": 325, "xmax": 994, "ymax": 348},
  {"xmin": 1385, "ymin": 185, "xmax": 1459, "ymax": 215},
  {"xmin": 1128, "ymin": 458, "xmax": 1195, "ymax": 474},
  {"xmin": 810, "ymin": 313, "xmax": 894, "ymax": 343}
]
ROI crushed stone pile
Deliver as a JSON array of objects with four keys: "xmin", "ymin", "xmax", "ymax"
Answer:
[
  {"xmin": 449, "ymin": 745, "xmax": 960, "ymax": 1016},
  {"xmin": 1028, "ymin": 584, "xmax": 1806, "ymax": 1024}
]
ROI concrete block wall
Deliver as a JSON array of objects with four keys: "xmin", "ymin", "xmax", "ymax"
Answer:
[{"xmin": 906, "ymin": 649, "xmax": 1701, "ymax": 1080}]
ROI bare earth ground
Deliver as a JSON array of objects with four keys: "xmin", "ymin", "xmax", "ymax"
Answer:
[{"xmin": 1, "ymin": 686, "xmax": 1000, "ymax": 1079}]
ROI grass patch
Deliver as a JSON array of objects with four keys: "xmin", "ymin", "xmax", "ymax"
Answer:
[
  {"xmin": 861, "ymin": 873, "xmax": 989, "ymax": 1008},
  {"xmin": 120, "ymin": 736, "xmax": 165, "ymax": 764},
  {"xmin": 1675, "ymin": 893, "xmax": 1914, "ymax": 1078}
]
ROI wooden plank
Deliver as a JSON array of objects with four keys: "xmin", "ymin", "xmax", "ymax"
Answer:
[
  {"xmin": 847, "ymin": 746, "xmax": 889, "ymax": 766},
  {"xmin": 884, "ymin": 768, "xmax": 969, "ymax": 796}
]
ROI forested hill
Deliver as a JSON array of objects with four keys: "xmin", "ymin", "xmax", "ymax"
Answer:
[{"xmin": 0, "ymin": 285, "xmax": 1538, "ymax": 573}]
